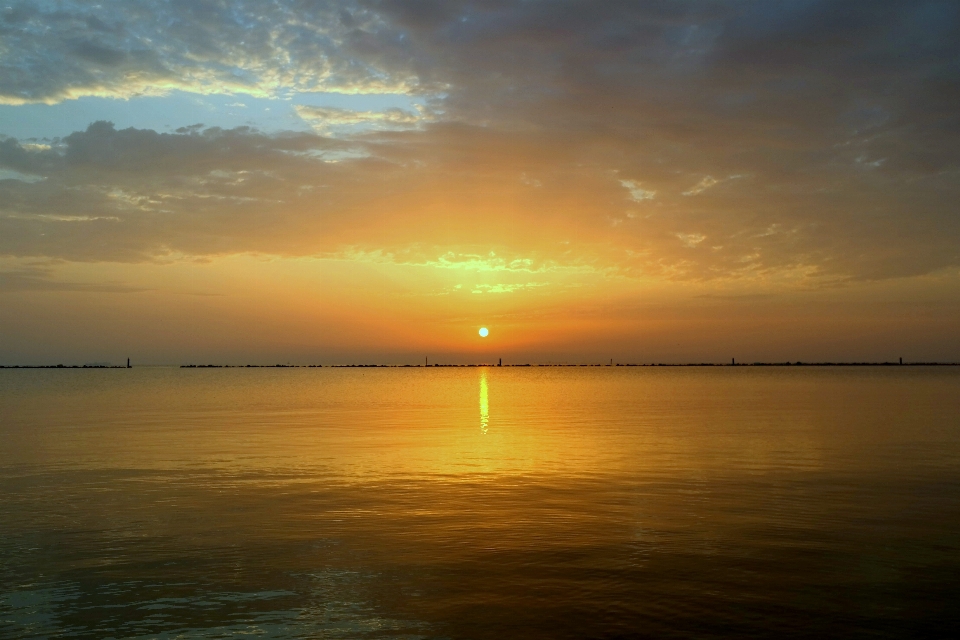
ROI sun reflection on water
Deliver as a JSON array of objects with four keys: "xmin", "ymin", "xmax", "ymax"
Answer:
[{"xmin": 479, "ymin": 370, "xmax": 489, "ymax": 435}]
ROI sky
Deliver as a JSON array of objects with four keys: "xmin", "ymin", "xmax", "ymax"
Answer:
[{"xmin": 1, "ymin": 0, "xmax": 959, "ymax": 365}]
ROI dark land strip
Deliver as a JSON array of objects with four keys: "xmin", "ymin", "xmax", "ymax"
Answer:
[{"xmin": 4, "ymin": 362, "xmax": 958, "ymax": 369}]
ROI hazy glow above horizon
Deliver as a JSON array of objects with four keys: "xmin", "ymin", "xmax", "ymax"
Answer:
[{"xmin": 1, "ymin": 1, "xmax": 959, "ymax": 364}]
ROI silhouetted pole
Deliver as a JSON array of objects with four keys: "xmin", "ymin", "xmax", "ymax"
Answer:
[
  {"xmin": 900, "ymin": 357, "xmax": 903, "ymax": 365},
  {"xmin": 732, "ymin": 358, "xmax": 735, "ymax": 365},
  {"xmin": 498, "ymin": 358, "xmax": 502, "ymax": 367},
  {"xmin": 127, "ymin": 358, "xmax": 131, "ymax": 368}
]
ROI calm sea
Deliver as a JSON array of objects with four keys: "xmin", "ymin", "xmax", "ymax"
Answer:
[{"xmin": 2, "ymin": 366, "xmax": 959, "ymax": 638}]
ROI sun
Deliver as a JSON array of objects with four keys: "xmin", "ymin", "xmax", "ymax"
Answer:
[{"xmin": 479, "ymin": 327, "xmax": 489, "ymax": 338}]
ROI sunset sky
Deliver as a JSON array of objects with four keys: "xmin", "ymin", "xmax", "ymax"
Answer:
[{"xmin": 2, "ymin": 0, "xmax": 959, "ymax": 364}]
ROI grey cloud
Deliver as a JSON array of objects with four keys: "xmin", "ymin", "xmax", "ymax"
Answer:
[{"xmin": 2, "ymin": 121, "xmax": 350, "ymax": 176}]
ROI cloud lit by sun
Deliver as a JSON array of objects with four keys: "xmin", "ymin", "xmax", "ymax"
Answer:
[{"xmin": 1, "ymin": 1, "xmax": 959, "ymax": 364}]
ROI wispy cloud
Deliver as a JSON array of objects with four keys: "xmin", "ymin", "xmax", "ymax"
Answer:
[
  {"xmin": 620, "ymin": 180, "xmax": 656, "ymax": 202},
  {"xmin": 471, "ymin": 282, "xmax": 549, "ymax": 294},
  {"xmin": 683, "ymin": 176, "xmax": 719, "ymax": 196},
  {"xmin": 295, "ymin": 105, "xmax": 424, "ymax": 132},
  {"xmin": 676, "ymin": 233, "xmax": 706, "ymax": 248},
  {"xmin": 683, "ymin": 175, "xmax": 744, "ymax": 196},
  {"xmin": 0, "ymin": 265, "xmax": 146, "ymax": 293}
]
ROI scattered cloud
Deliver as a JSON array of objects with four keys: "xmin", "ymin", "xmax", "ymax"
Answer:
[
  {"xmin": 620, "ymin": 180, "xmax": 656, "ymax": 202},
  {"xmin": 0, "ymin": 0, "xmax": 425, "ymax": 105}
]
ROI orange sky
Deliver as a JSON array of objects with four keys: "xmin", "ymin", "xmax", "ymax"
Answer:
[{"xmin": 1, "ymin": 1, "xmax": 959, "ymax": 364}]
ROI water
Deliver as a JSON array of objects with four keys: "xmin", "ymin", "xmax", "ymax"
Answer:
[{"xmin": 2, "ymin": 366, "xmax": 959, "ymax": 638}]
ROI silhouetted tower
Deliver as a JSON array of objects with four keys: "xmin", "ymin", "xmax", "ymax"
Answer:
[
  {"xmin": 127, "ymin": 358, "xmax": 131, "ymax": 368},
  {"xmin": 498, "ymin": 358, "xmax": 502, "ymax": 367},
  {"xmin": 732, "ymin": 358, "xmax": 735, "ymax": 365}
]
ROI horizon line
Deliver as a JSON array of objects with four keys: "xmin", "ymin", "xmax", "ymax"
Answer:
[{"xmin": 3, "ymin": 361, "xmax": 960, "ymax": 369}]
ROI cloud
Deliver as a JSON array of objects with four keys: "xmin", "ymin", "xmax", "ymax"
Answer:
[
  {"xmin": 1, "ymin": 1, "xmax": 960, "ymax": 285},
  {"xmin": 295, "ymin": 105, "xmax": 423, "ymax": 131},
  {"xmin": 682, "ymin": 174, "xmax": 745, "ymax": 196},
  {"xmin": 683, "ymin": 176, "xmax": 719, "ymax": 196},
  {"xmin": 0, "ymin": 265, "xmax": 146, "ymax": 292},
  {"xmin": 620, "ymin": 180, "xmax": 656, "ymax": 202},
  {"xmin": 0, "ymin": 168, "xmax": 44, "ymax": 182},
  {"xmin": 676, "ymin": 233, "xmax": 707, "ymax": 248},
  {"xmin": 471, "ymin": 282, "xmax": 549, "ymax": 294},
  {"xmin": 0, "ymin": 0, "xmax": 424, "ymax": 105}
]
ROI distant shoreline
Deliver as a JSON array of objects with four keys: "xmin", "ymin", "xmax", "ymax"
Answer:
[
  {"xmin": 0, "ymin": 365, "xmax": 129, "ymax": 369},
  {"xmin": 3, "ymin": 362, "xmax": 958, "ymax": 369}
]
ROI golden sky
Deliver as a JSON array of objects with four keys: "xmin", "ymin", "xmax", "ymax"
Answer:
[{"xmin": 1, "ymin": 1, "xmax": 959, "ymax": 364}]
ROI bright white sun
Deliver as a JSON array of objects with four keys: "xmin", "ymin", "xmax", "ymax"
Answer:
[{"xmin": 479, "ymin": 327, "xmax": 489, "ymax": 338}]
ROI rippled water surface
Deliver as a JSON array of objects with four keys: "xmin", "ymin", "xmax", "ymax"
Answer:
[{"xmin": 2, "ymin": 366, "xmax": 960, "ymax": 638}]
